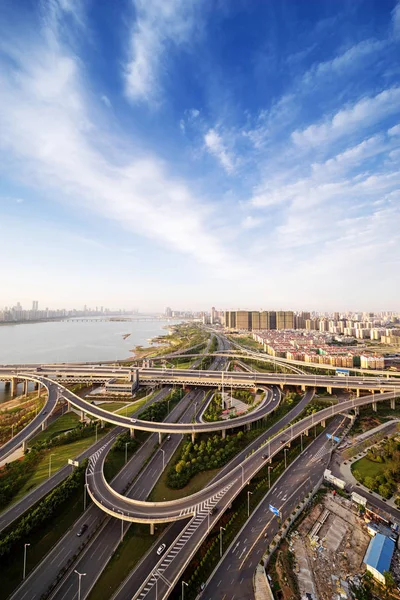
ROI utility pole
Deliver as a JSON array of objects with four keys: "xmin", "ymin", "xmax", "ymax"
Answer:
[
  {"xmin": 23, "ymin": 543, "xmax": 30, "ymax": 580},
  {"xmin": 247, "ymin": 491, "xmax": 253, "ymax": 517},
  {"xmin": 220, "ymin": 526, "xmax": 226, "ymax": 557}
]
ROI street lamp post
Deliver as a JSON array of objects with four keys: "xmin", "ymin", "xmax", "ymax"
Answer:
[
  {"xmin": 23, "ymin": 543, "xmax": 30, "ymax": 580},
  {"xmin": 48, "ymin": 453, "xmax": 56, "ymax": 479},
  {"xmin": 160, "ymin": 448, "xmax": 165, "ymax": 471},
  {"xmin": 95, "ymin": 423, "xmax": 98, "ymax": 444},
  {"xmin": 74, "ymin": 570, "xmax": 86, "ymax": 600},
  {"xmin": 247, "ymin": 491, "xmax": 253, "ymax": 517},
  {"xmin": 182, "ymin": 580, "xmax": 189, "ymax": 600},
  {"xmin": 84, "ymin": 482, "xmax": 88, "ymax": 511},
  {"xmin": 268, "ymin": 466, "xmax": 272, "ymax": 489},
  {"xmin": 125, "ymin": 442, "xmax": 129, "ymax": 465},
  {"xmin": 300, "ymin": 433, "xmax": 303, "ymax": 453},
  {"xmin": 284, "ymin": 448, "xmax": 288, "ymax": 470},
  {"xmin": 240, "ymin": 464, "xmax": 245, "ymax": 486},
  {"xmin": 220, "ymin": 526, "xmax": 226, "ymax": 557}
]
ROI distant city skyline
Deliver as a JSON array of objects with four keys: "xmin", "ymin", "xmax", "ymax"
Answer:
[{"xmin": 1, "ymin": 1, "xmax": 399, "ymax": 310}]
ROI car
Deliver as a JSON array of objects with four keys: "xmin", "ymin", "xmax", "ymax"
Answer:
[
  {"xmin": 156, "ymin": 544, "xmax": 166, "ymax": 555},
  {"xmin": 77, "ymin": 524, "xmax": 88, "ymax": 537},
  {"xmin": 166, "ymin": 435, "xmax": 171, "ymax": 441},
  {"xmin": 43, "ymin": 410, "xmax": 47, "ymax": 415},
  {"xmin": 131, "ymin": 418, "xmax": 137, "ymax": 423},
  {"xmin": 209, "ymin": 506, "xmax": 218, "ymax": 515},
  {"xmin": 262, "ymin": 454, "xmax": 269, "ymax": 460},
  {"xmin": 280, "ymin": 440, "xmax": 285, "ymax": 445}
]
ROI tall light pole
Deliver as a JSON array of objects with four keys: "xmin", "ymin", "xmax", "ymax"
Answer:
[
  {"xmin": 300, "ymin": 433, "xmax": 303, "ymax": 453},
  {"xmin": 11, "ymin": 424, "xmax": 14, "ymax": 439},
  {"xmin": 160, "ymin": 448, "xmax": 165, "ymax": 471},
  {"xmin": 268, "ymin": 466, "xmax": 272, "ymax": 489},
  {"xmin": 247, "ymin": 491, "xmax": 253, "ymax": 517},
  {"xmin": 182, "ymin": 580, "xmax": 189, "ymax": 600},
  {"xmin": 95, "ymin": 423, "xmax": 98, "ymax": 444},
  {"xmin": 125, "ymin": 442, "xmax": 129, "ymax": 465},
  {"xmin": 284, "ymin": 448, "xmax": 288, "ymax": 470},
  {"xmin": 48, "ymin": 453, "xmax": 56, "ymax": 479},
  {"xmin": 74, "ymin": 570, "xmax": 86, "ymax": 600},
  {"xmin": 23, "ymin": 543, "xmax": 30, "ymax": 580},
  {"xmin": 220, "ymin": 526, "xmax": 226, "ymax": 557},
  {"xmin": 84, "ymin": 483, "xmax": 88, "ymax": 511}
]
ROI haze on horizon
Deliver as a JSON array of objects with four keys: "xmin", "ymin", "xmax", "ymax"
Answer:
[{"xmin": 0, "ymin": 0, "xmax": 399, "ymax": 313}]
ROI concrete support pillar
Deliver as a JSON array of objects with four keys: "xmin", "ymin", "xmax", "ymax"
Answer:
[
  {"xmin": 191, "ymin": 432, "xmax": 195, "ymax": 443},
  {"xmin": 355, "ymin": 407, "xmax": 359, "ymax": 415},
  {"xmin": 372, "ymin": 402, "xmax": 377, "ymax": 412},
  {"xmin": 24, "ymin": 380, "xmax": 29, "ymax": 396},
  {"xmin": 327, "ymin": 386, "xmax": 332, "ymax": 395},
  {"xmin": 41, "ymin": 419, "xmax": 47, "ymax": 431},
  {"xmin": 321, "ymin": 419, "xmax": 326, "ymax": 428},
  {"xmin": 301, "ymin": 384, "xmax": 306, "ymax": 392},
  {"xmin": 150, "ymin": 523, "xmax": 155, "ymax": 535},
  {"xmin": 101, "ymin": 420, "xmax": 105, "ymax": 429},
  {"xmin": 22, "ymin": 440, "xmax": 27, "ymax": 452},
  {"xmin": 130, "ymin": 428, "xmax": 135, "ymax": 439},
  {"xmin": 304, "ymin": 429, "xmax": 309, "ymax": 437},
  {"xmin": 391, "ymin": 398, "xmax": 396, "ymax": 410},
  {"xmin": 34, "ymin": 382, "xmax": 39, "ymax": 390},
  {"xmin": 11, "ymin": 377, "xmax": 16, "ymax": 397},
  {"xmin": 356, "ymin": 389, "xmax": 360, "ymax": 398},
  {"xmin": 380, "ymin": 389, "xmax": 385, "ymax": 394},
  {"xmin": 80, "ymin": 411, "xmax": 85, "ymax": 422},
  {"xmin": 222, "ymin": 429, "xmax": 226, "ymax": 440},
  {"xmin": 67, "ymin": 400, "xmax": 71, "ymax": 411},
  {"xmin": 279, "ymin": 383, "xmax": 284, "ymax": 391},
  {"xmin": 159, "ymin": 432, "xmax": 162, "ymax": 445},
  {"xmin": 246, "ymin": 423, "xmax": 251, "ymax": 432}
]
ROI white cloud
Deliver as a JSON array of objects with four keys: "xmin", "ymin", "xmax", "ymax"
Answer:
[
  {"xmin": 292, "ymin": 87, "xmax": 400, "ymax": 148},
  {"xmin": 241, "ymin": 216, "xmax": 262, "ymax": 230},
  {"xmin": 388, "ymin": 123, "xmax": 400, "ymax": 136},
  {"xmin": 0, "ymin": 12, "xmax": 247, "ymax": 279},
  {"xmin": 101, "ymin": 94, "xmax": 111, "ymax": 108},
  {"xmin": 392, "ymin": 1, "xmax": 400, "ymax": 38},
  {"xmin": 124, "ymin": 0, "xmax": 200, "ymax": 103},
  {"xmin": 204, "ymin": 128, "xmax": 234, "ymax": 173}
]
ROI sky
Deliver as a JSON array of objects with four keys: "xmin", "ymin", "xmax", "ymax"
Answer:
[{"xmin": 0, "ymin": 0, "xmax": 399, "ymax": 313}]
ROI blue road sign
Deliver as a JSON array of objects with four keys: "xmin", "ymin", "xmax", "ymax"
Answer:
[
  {"xmin": 335, "ymin": 368, "xmax": 349, "ymax": 376},
  {"xmin": 326, "ymin": 433, "xmax": 340, "ymax": 443},
  {"xmin": 269, "ymin": 504, "xmax": 280, "ymax": 517}
]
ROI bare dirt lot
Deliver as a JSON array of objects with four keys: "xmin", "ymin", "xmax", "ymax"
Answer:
[{"xmin": 290, "ymin": 493, "xmax": 370, "ymax": 599}]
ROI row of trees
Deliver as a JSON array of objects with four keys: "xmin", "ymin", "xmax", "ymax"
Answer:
[
  {"xmin": 0, "ymin": 461, "xmax": 87, "ymax": 558},
  {"xmin": 138, "ymin": 389, "xmax": 183, "ymax": 422},
  {"xmin": 0, "ymin": 449, "xmax": 43, "ymax": 510},
  {"xmin": 167, "ymin": 432, "xmax": 248, "ymax": 489},
  {"xmin": 31, "ymin": 421, "xmax": 106, "ymax": 452}
]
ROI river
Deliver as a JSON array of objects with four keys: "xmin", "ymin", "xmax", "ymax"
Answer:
[{"xmin": 0, "ymin": 317, "xmax": 180, "ymax": 402}]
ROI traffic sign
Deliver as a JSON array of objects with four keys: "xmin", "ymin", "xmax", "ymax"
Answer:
[
  {"xmin": 326, "ymin": 433, "xmax": 340, "ymax": 443},
  {"xmin": 269, "ymin": 504, "xmax": 280, "ymax": 517},
  {"xmin": 68, "ymin": 459, "xmax": 79, "ymax": 467}
]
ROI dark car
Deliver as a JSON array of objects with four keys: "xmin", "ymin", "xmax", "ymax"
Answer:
[
  {"xmin": 280, "ymin": 440, "xmax": 285, "ymax": 445},
  {"xmin": 262, "ymin": 454, "xmax": 269, "ymax": 460},
  {"xmin": 209, "ymin": 506, "xmax": 218, "ymax": 515},
  {"xmin": 77, "ymin": 524, "xmax": 88, "ymax": 537}
]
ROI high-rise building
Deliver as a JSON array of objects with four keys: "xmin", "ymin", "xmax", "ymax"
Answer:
[
  {"xmin": 236, "ymin": 310, "xmax": 251, "ymax": 329},
  {"xmin": 276, "ymin": 311, "xmax": 294, "ymax": 330},
  {"xmin": 32, "ymin": 300, "xmax": 38, "ymax": 311},
  {"xmin": 165, "ymin": 307, "xmax": 172, "ymax": 318},
  {"xmin": 211, "ymin": 306, "xmax": 216, "ymax": 324}
]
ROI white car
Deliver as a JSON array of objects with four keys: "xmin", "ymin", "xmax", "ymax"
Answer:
[
  {"xmin": 157, "ymin": 544, "xmax": 166, "ymax": 555},
  {"xmin": 131, "ymin": 418, "xmax": 137, "ymax": 423}
]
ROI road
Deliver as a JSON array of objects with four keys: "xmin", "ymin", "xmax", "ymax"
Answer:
[
  {"xmin": 86, "ymin": 389, "xmax": 397, "ymax": 524},
  {"xmin": 202, "ymin": 416, "xmax": 350, "ymax": 600},
  {"xmin": 9, "ymin": 387, "xmax": 174, "ymax": 600},
  {"xmin": 110, "ymin": 387, "xmax": 313, "ymax": 600}
]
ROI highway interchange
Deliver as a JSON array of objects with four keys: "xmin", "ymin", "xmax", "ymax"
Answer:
[{"xmin": 1, "ymin": 332, "xmax": 400, "ymax": 600}]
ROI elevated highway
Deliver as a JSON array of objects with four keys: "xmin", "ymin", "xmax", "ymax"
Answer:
[{"xmin": 86, "ymin": 388, "xmax": 398, "ymax": 525}]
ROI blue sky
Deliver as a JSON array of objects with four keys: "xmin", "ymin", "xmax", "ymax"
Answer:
[{"xmin": 0, "ymin": 0, "xmax": 399, "ymax": 312}]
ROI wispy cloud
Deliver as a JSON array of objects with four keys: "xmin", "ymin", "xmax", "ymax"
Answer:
[
  {"xmin": 292, "ymin": 87, "xmax": 400, "ymax": 148},
  {"xmin": 204, "ymin": 128, "xmax": 235, "ymax": 173},
  {"xmin": 124, "ymin": 0, "xmax": 200, "ymax": 104},
  {"xmin": 392, "ymin": 1, "xmax": 400, "ymax": 38},
  {"xmin": 0, "ymin": 5, "xmax": 245, "ymax": 278}
]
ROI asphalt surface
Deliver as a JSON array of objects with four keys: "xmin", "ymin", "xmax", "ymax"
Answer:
[
  {"xmin": 111, "ymin": 387, "xmax": 314, "ymax": 600},
  {"xmin": 9, "ymin": 387, "xmax": 173, "ymax": 600},
  {"xmin": 87, "ymin": 389, "xmax": 396, "ymax": 522},
  {"xmin": 0, "ymin": 388, "xmax": 171, "ymax": 534},
  {"xmin": 202, "ymin": 416, "xmax": 350, "ymax": 600}
]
